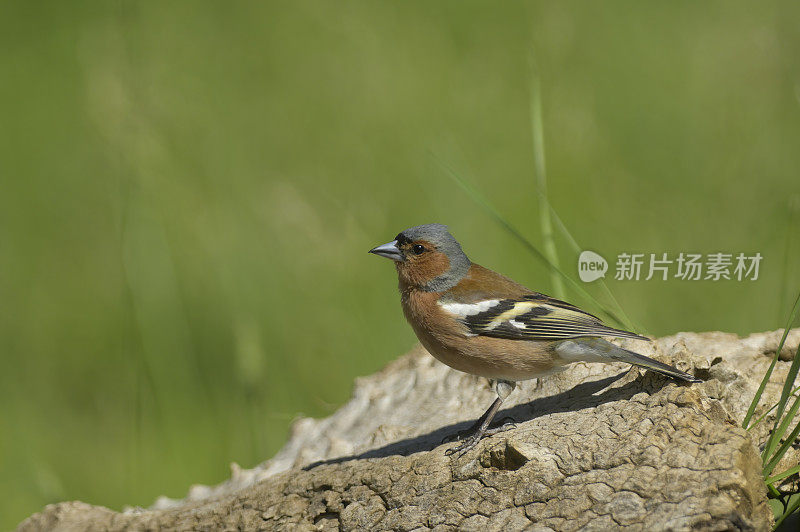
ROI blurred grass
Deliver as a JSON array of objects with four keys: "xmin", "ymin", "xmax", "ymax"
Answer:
[{"xmin": 1, "ymin": 1, "xmax": 800, "ymax": 529}]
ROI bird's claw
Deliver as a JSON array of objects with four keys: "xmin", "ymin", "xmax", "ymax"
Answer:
[
  {"xmin": 444, "ymin": 419, "xmax": 517, "ymax": 456},
  {"xmin": 445, "ymin": 434, "xmax": 481, "ymax": 457},
  {"xmin": 441, "ymin": 426, "xmax": 474, "ymax": 444}
]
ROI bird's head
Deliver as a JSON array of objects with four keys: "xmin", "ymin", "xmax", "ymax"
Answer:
[{"xmin": 369, "ymin": 223, "xmax": 471, "ymax": 292}]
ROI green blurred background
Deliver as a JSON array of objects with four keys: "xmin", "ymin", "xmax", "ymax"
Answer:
[{"xmin": 2, "ymin": 1, "xmax": 800, "ymax": 528}]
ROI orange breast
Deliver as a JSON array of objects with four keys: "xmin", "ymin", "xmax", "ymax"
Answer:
[{"xmin": 399, "ymin": 283, "xmax": 561, "ymax": 381}]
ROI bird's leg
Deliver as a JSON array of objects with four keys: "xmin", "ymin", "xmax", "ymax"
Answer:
[
  {"xmin": 483, "ymin": 380, "xmax": 518, "ymax": 435},
  {"xmin": 442, "ymin": 380, "xmax": 515, "ymax": 443},
  {"xmin": 445, "ymin": 380, "xmax": 516, "ymax": 456}
]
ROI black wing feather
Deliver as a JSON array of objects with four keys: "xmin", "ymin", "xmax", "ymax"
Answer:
[{"xmin": 459, "ymin": 296, "xmax": 648, "ymax": 342}]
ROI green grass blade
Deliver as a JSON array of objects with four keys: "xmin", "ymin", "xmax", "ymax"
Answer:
[
  {"xmin": 764, "ymin": 392, "xmax": 800, "ymax": 464},
  {"xmin": 763, "ymin": 341, "xmax": 800, "ymax": 461},
  {"xmin": 529, "ymin": 60, "xmax": 564, "ymax": 300},
  {"xmin": 763, "ymin": 416, "xmax": 800, "ymax": 476},
  {"xmin": 743, "ymin": 291, "xmax": 800, "ymax": 429},
  {"xmin": 513, "ymin": 62, "xmax": 640, "ymax": 331},
  {"xmin": 766, "ymin": 463, "xmax": 800, "ymax": 485},
  {"xmin": 773, "ymin": 492, "xmax": 800, "ymax": 529},
  {"xmin": 749, "ymin": 383, "xmax": 800, "ymax": 430},
  {"xmin": 433, "ymin": 155, "xmax": 631, "ymax": 329},
  {"xmin": 544, "ymin": 195, "xmax": 640, "ymax": 332},
  {"xmin": 526, "ymin": 55, "xmax": 637, "ymax": 331},
  {"xmin": 774, "ymin": 340, "xmax": 800, "ymax": 430}
]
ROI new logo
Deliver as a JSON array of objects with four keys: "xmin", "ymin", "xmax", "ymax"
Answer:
[{"xmin": 578, "ymin": 250, "xmax": 608, "ymax": 282}]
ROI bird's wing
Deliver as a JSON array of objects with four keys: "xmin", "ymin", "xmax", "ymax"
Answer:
[{"xmin": 438, "ymin": 294, "xmax": 649, "ymax": 341}]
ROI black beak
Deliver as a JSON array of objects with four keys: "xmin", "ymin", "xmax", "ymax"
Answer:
[{"xmin": 368, "ymin": 240, "xmax": 404, "ymax": 261}]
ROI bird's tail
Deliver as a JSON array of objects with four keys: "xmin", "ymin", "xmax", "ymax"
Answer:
[{"xmin": 559, "ymin": 337, "xmax": 702, "ymax": 383}]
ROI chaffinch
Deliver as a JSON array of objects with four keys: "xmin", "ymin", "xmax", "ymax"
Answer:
[{"xmin": 369, "ymin": 223, "xmax": 700, "ymax": 455}]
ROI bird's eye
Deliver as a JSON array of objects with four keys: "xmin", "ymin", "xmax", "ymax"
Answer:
[{"xmin": 412, "ymin": 244, "xmax": 426, "ymax": 255}]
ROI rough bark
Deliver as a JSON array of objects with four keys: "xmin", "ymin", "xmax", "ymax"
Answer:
[{"xmin": 18, "ymin": 329, "xmax": 800, "ymax": 531}]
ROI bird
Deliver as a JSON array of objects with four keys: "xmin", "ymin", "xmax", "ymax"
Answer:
[{"xmin": 369, "ymin": 223, "xmax": 701, "ymax": 455}]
